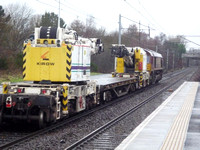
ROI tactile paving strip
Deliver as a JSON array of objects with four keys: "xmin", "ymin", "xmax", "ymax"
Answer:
[{"xmin": 161, "ymin": 82, "xmax": 199, "ymax": 150}]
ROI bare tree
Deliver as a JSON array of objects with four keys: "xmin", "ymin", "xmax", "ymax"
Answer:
[
  {"xmin": 0, "ymin": 5, "xmax": 11, "ymax": 52},
  {"xmin": 85, "ymin": 16, "xmax": 98, "ymax": 37},
  {"xmin": 29, "ymin": 14, "xmax": 42, "ymax": 28},
  {"xmin": 68, "ymin": 19, "xmax": 86, "ymax": 36},
  {"xmin": 5, "ymin": 3, "xmax": 33, "ymax": 51}
]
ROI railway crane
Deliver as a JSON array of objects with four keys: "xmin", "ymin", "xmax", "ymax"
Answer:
[
  {"xmin": 0, "ymin": 27, "xmax": 163, "ymax": 128},
  {"xmin": 0, "ymin": 27, "xmax": 103, "ymax": 128}
]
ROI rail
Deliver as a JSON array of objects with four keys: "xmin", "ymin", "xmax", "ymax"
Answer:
[
  {"xmin": 0, "ymin": 68, "xmax": 192, "ymax": 149},
  {"xmin": 66, "ymin": 70, "xmax": 191, "ymax": 149}
]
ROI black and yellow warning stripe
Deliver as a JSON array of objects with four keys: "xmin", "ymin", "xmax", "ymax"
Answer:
[
  {"xmin": 3, "ymin": 83, "xmax": 8, "ymax": 94},
  {"xmin": 139, "ymin": 73, "xmax": 143, "ymax": 87},
  {"xmin": 22, "ymin": 42, "xmax": 29, "ymax": 79},
  {"xmin": 62, "ymin": 85, "xmax": 68, "ymax": 113},
  {"xmin": 66, "ymin": 45, "xmax": 72, "ymax": 81}
]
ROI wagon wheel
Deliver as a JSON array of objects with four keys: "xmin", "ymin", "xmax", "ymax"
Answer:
[
  {"xmin": 129, "ymin": 84, "xmax": 136, "ymax": 93},
  {"xmin": 0, "ymin": 109, "xmax": 3, "ymax": 125},
  {"xmin": 38, "ymin": 110, "xmax": 45, "ymax": 129},
  {"xmin": 86, "ymin": 97, "xmax": 90, "ymax": 110}
]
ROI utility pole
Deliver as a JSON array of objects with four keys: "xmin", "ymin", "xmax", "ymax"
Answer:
[
  {"xmin": 148, "ymin": 25, "xmax": 150, "ymax": 37},
  {"xmin": 173, "ymin": 52, "xmax": 175, "ymax": 71},
  {"xmin": 167, "ymin": 49, "xmax": 169, "ymax": 71},
  {"xmin": 58, "ymin": 0, "xmax": 60, "ymax": 28},
  {"xmin": 118, "ymin": 14, "xmax": 122, "ymax": 45},
  {"xmin": 139, "ymin": 21, "xmax": 141, "ymax": 46},
  {"xmin": 115, "ymin": 14, "xmax": 122, "ymax": 72}
]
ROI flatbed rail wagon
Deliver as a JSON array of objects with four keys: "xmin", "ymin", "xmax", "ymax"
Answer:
[{"xmin": 0, "ymin": 27, "xmax": 163, "ymax": 128}]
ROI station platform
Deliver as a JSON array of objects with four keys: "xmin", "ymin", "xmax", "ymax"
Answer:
[{"xmin": 115, "ymin": 81, "xmax": 200, "ymax": 150}]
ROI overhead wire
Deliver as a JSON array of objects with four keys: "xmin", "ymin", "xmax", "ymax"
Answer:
[
  {"xmin": 54, "ymin": 0, "xmax": 88, "ymax": 16},
  {"xmin": 36, "ymin": 0, "xmax": 108, "ymax": 30},
  {"xmin": 123, "ymin": 0, "xmax": 157, "ymax": 30},
  {"xmin": 122, "ymin": 33, "xmax": 156, "ymax": 49},
  {"xmin": 58, "ymin": 0, "xmax": 108, "ymax": 30},
  {"xmin": 138, "ymin": 0, "xmax": 200, "ymax": 47},
  {"xmin": 62, "ymin": 0, "xmax": 89, "ymax": 16},
  {"xmin": 35, "ymin": 0, "xmax": 57, "ymax": 9},
  {"xmin": 181, "ymin": 37, "xmax": 200, "ymax": 47},
  {"xmin": 124, "ymin": 0, "xmax": 200, "ymax": 48},
  {"xmin": 35, "ymin": 0, "xmax": 89, "ymax": 19},
  {"xmin": 36, "ymin": 0, "xmax": 200, "ymax": 47},
  {"xmin": 137, "ymin": 0, "xmax": 168, "ymax": 33},
  {"xmin": 122, "ymin": 16, "xmax": 154, "ymax": 30}
]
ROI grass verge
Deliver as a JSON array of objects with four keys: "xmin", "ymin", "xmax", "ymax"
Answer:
[
  {"xmin": 91, "ymin": 72, "xmax": 102, "ymax": 76},
  {"xmin": 0, "ymin": 72, "xmax": 102, "ymax": 84},
  {"xmin": 0, "ymin": 71, "xmax": 23, "ymax": 84}
]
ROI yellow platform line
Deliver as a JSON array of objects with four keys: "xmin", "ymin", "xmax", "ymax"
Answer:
[
  {"xmin": 116, "ymin": 82, "xmax": 186, "ymax": 150},
  {"xmin": 161, "ymin": 82, "xmax": 199, "ymax": 150}
]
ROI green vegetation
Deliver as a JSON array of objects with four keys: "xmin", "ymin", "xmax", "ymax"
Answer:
[
  {"xmin": 0, "ymin": 72, "xmax": 101, "ymax": 84},
  {"xmin": 91, "ymin": 72, "xmax": 102, "ymax": 76},
  {"xmin": 40, "ymin": 12, "xmax": 65, "ymax": 27},
  {"xmin": 0, "ymin": 57, "xmax": 8, "ymax": 70},
  {"xmin": 0, "ymin": 74, "xmax": 23, "ymax": 84},
  {"xmin": 15, "ymin": 53, "xmax": 23, "ymax": 68},
  {"xmin": 0, "ymin": 73, "xmax": 101, "ymax": 84},
  {"xmin": 91, "ymin": 63, "xmax": 98, "ymax": 72}
]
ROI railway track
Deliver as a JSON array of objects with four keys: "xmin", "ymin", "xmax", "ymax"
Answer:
[
  {"xmin": 0, "ymin": 69, "xmax": 187, "ymax": 94},
  {"xmin": 0, "ymin": 68, "xmax": 194, "ymax": 149},
  {"xmin": 65, "ymin": 68, "xmax": 193, "ymax": 150}
]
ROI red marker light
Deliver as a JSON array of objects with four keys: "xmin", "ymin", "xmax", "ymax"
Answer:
[
  {"xmin": 17, "ymin": 89, "xmax": 22, "ymax": 93},
  {"xmin": 12, "ymin": 102, "xmax": 16, "ymax": 107},
  {"xmin": 27, "ymin": 101, "xmax": 32, "ymax": 107},
  {"xmin": 42, "ymin": 89, "xmax": 47, "ymax": 94},
  {"xmin": 6, "ymin": 100, "xmax": 11, "ymax": 108},
  {"xmin": 6, "ymin": 104, "xmax": 11, "ymax": 108},
  {"xmin": 6, "ymin": 96, "xmax": 12, "ymax": 108}
]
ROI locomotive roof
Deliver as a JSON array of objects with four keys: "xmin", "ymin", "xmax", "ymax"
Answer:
[
  {"xmin": 144, "ymin": 48, "xmax": 162, "ymax": 58},
  {"xmin": 134, "ymin": 47, "xmax": 162, "ymax": 58}
]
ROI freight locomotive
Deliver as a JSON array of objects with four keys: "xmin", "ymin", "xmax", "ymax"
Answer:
[{"xmin": 0, "ymin": 27, "xmax": 163, "ymax": 128}]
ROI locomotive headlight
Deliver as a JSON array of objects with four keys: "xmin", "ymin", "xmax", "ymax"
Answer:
[
  {"xmin": 44, "ymin": 40, "xmax": 48, "ymax": 45},
  {"xmin": 14, "ymin": 88, "xmax": 17, "ymax": 93}
]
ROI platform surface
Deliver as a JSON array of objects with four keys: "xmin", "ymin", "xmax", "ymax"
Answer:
[{"xmin": 115, "ymin": 82, "xmax": 200, "ymax": 150}]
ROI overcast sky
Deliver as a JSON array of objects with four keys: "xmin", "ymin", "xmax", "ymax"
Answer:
[{"xmin": 2, "ymin": 0, "xmax": 200, "ymax": 50}]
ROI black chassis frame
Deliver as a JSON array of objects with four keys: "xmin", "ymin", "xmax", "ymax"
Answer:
[{"xmin": 0, "ymin": 94, "xmax": 57, "ymax": 124}]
